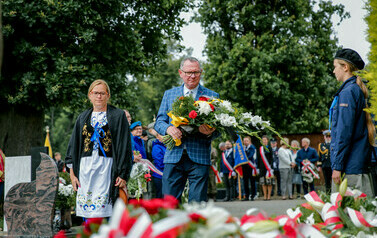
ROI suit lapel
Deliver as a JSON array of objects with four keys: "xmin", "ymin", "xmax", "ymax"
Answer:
[{"xmin": 196, "ymin": 84, "xmax": 204, "ymax": 100}]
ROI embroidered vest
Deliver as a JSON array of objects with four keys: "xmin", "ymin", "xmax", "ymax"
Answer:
[{"xmin": 82, "ymin": 116, "xmax": 112, "ymax": 158}]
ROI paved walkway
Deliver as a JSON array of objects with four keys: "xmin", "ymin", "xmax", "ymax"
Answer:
[{"xmin": 215, "ymin": 197, "xmax": 304, "ymax": 218}]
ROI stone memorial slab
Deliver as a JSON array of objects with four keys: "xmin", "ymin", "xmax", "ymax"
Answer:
[{"xmin": 4, "ymin": 153, "xmax": 59, "ymax": 237}]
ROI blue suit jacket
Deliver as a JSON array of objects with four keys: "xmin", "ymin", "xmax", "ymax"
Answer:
[
  {"xmin": 296, "ymin": 147, "xmax": 319, "ymax": 168},
  {"xmin": 154, "ymin": 84, "xmax": 219, "ymax": 165}
]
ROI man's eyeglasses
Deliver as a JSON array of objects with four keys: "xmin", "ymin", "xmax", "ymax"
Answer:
[
  {"xmin": 181, "ymin": 70, "xmax": 202, "ymax": 77},
  {"xmin": 325, "ymin": 135, "xmax": 331, "ymax": 138},
  {"xmin": 91, "ymin": 91, "xmax": 108, "ymax": 96}
]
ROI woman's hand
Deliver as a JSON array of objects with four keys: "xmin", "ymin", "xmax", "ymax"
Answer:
[
  {"xmin": 115, "ymin": 176, "xmax": 127, "ymax": 188},
  {"xmin": 70, "ymin": 169, "xmax": 81, "ymax": 191}
]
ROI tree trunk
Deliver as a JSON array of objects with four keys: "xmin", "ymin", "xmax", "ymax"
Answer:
[{"xmin": 0, "ymin": 105, "xmax": 44, "ymax": 156}]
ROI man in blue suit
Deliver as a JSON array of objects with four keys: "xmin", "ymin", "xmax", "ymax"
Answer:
[
  {"xmin": 154, "ymin": 57, "xmax": 219, "ymax": 202},
  {"xmin": 296, "ymin": 138, "xmax": 319, "ymax": 194}
]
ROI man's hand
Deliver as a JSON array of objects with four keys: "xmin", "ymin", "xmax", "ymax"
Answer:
[
  {"xmin": 69, "ymin": 169, "xmax": 81, "ymax": 191},
  {"xmin": 231, "ymin": 171, "xmax": 236, "ymax": 177},
  {"xmin": 290, "ymin": 162, "xmax": 296, "ymax": 168},
  {"xmin": 317, "ymin": 167, "xmax": 322, "ymax": 173},
  {"xmin": 166, "ymin": 126, "xmax": 182, "ymax": 140},
  {"xmin": 115, "ymin": 176, "xmax": 127, "ymax": 188},
  {"xmin": 332, "ymin": 170, "xmax": 342, "ymax": 185},
  {"xmin": 199, "ymin": 124, "xmax": 215, "ymax": 135}
]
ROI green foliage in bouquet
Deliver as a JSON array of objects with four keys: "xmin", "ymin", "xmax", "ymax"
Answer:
[{"xmin": 55, "ymin": 172, "xmax": 76, "ymax": 210}]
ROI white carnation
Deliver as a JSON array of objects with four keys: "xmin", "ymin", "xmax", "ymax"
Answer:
[
  {"xmin": 215, "ymin": 113, "xmax": 237, "ymax": 127},
  {"xmin": 221, "ymin": 100, "xmax": 234, "ymax": 113},
  {"xmin": 197, "ymin": 101, "xmax": 212, "ymax": 115}
]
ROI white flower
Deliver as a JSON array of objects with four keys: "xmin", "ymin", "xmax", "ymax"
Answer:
[
  {"xmin": 215, "ymin": 113, "xmax": 237, "ymax": 127},
  {"xmin": 221, "ymin": 100, "xmax": 234, "ymax": 113},
  {"xmin": 59, "ymin": 177, "xmax": 66, "ymax": 185},
  {"xmin": 197, "ymin": 101, "xmax": 212, "ymax": 115}
]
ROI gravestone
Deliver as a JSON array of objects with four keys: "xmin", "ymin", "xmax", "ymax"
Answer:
[{"xmin": 4, "ymin": 153, "xmax": 59, "ymax": 237}]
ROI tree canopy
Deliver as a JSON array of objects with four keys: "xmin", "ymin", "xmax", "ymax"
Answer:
[
  {"xmin": 0, "ymin": 0, "xmax": 193, "ymax": 155},
  {"xmin": 1, "ymin": 0, "xmax": 193, "ymax": 110},
  {"xmin": 364, "ymin": 0, "xmax": 377, "ymax": 118},
  {"xmin": 195, "ymin": 0, "xmax": 349, "ymax": 134}
]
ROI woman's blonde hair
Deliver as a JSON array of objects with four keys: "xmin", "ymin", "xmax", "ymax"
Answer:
[
  {"xmin": 338, "ymin": 60, "xmax": 376, "ymax": 146},
  {"xmin": 87, "ymin": 79, "xmax": 111, "ymax": 98},
  {"xmin": 280, "ymin": 137, "xmax": 289, "ymax": 146}
]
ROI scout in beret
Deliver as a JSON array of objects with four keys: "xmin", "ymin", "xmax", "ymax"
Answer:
[{"xmin": 330, "ymin": 48, "xmax": 375, "ymax": 197}]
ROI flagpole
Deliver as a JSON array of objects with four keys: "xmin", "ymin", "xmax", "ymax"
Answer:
[{"xmin": 238, "ymin": 174, "xmax": 241, "ymax": 200}]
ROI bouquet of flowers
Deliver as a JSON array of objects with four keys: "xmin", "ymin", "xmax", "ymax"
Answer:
[
  {"xmin": 300, "ymin": 160, "xmax": 320, "ymax": 183},
  {"xmin": 55, "ymin": 172, "xmax": 76, "ymax": 210},
  {"xmin": 162, "ymin": 96, "xmax": 287, "ymax": 150},
  {"xmin": 287, "ymin": 179, "xmax": 377, "ymax": 237},
  {"xmin": 73, "ymin": 196, "xmax": 324, "ymax": 238},
  {"xmin": 127, "ymin": 162, "xmax": 151, "ymax": 199}
]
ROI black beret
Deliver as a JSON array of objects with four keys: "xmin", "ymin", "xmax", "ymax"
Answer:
[{"xmin": 335, "ymin": 48, "xmax": 365, "ymax": 70}]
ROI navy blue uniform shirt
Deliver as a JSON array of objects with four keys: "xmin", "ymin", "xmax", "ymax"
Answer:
[{"xmin": 330, "ymin": 76, "xmax": 370, "ymax": 174}]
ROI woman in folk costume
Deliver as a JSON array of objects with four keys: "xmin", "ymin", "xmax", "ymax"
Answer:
[
  {"xmin": 257, "ymin": 135, "xmax": 274, "ymax": 200},
  {"xmin": 65, "ymin": 79, "xmax": 133, "ymax": 218}
]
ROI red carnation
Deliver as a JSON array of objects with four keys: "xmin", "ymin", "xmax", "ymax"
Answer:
[
  {"xmin": 144, "ymin": 173, "xmax": 151, "ymax": 182},
  {"xmin": 198, "ymin": 96, "xmax": 209, "ymax": 101},
  {"xmin": 189, "ymin": 110, "xmax": 198, "ymax": 119},
  {"xmin": 179, "ymin": 96, "xmax": 185, "ymax": 100},
  {"xmin": 189, "ymin": 213, "xmax": 207, "ymax": 223}
]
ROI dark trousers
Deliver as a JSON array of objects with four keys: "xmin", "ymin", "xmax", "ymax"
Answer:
[
  {"xmin": 223, "ymin": 174, "xmax": 236, "ymax": 200},
  {"xmin": 242, "ymin": 165, "xmax": 256, "ymax": 199},
  {"xmin": 162, "ymin": 152, "xmax": 209, "ymax": 202},
  {"xmin": 322, "ymin": 167, "xmax": 332, "ymax": 194},
  {"xmin": 292, "ymin": 183, "xmax": 301, "ymax": 195},
  {"xmin": 153, "ymin": 177, "xmax": 163, "ymax": 198},
  {"xmin": 302, "ymin": 180, "xmax": 315, "ymax": 194}
]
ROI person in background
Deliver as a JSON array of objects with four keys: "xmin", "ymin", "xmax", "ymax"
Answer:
[
  {"xmin": 241, "ymin": 136, "xmax": 256, "ymax": 201},
  {"xmin": 290, "ymin": 140, "xmax": 302, "ymax": 198},
  {"xmin": 258, "ymin": 135, "xmax": 274, "ymax": 201},
  {"xmin": 317, "ymin": 130, "xmax": 332, "ymax": 194},
  {"xmin": 151, "ymin": 132, "xmax": 166, "ymax": 198},
  {"xmin": 270, "ymin": 138, "xmax": 281, "ymax": 197},
  {"xmin": 54, "ymin": 152, "xmax": 64, "ymax": 173},
  {"xmin": 146, "ymin": 122, "xmax": 158, "ymax": 161},
  {"xmin": 296, "ymin": 138, "xmax": 319, "ymax": 195},
  {"xmin": 65, "ymin": 79, "xmax": 132, "ymax": 219},
  {"xmin": 278, "ymin": 138, "xmax": 295, "ymax": 200},
  {"xmin": 330, "ymin": 49, "xmax": 375, "ymax": 197},
  {"xmin": 130, "ymin": 121, "xmax": 145, "ymax": 162},
  {"xmin": 220, "ymin": 141, "xmax": 236, "ymax": 201},
  {"xmin": 207, "ymin": 144, "xmax": 218, "ymax": 201}
]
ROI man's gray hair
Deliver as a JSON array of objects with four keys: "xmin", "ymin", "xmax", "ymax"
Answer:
[
  {"xmin": 219, "ymin": 142, "xmax": 226, "ymax": 149},
  {"xmin": 180, "ymin": 57, "xmax": 201, "ymax": 69},
  {"xmin": 302, "ymin": 137, "xmax": 310, "ymax": 145}
]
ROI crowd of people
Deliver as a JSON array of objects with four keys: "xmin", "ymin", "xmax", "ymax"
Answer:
[
  {"xmin": 215, "ymin": 133, "xmax": 331, "ymax": 202},
  {"xmin": 59, "ymin": 49, "xmax": 377, "ymax": 221}
]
